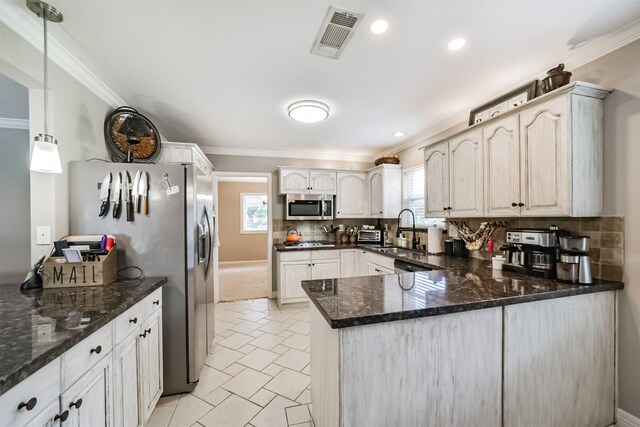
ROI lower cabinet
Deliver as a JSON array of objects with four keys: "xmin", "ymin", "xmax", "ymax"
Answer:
[
  {"xmin": 366, "ymin": 262, "xmax": 394, "ymax": 275},
  {"xmin": 139, "ymin": 310, "xmax": 163, "ymax": 421},
  {"xmin": 61, "ymin": 356, "xmax": 112, "ymax": 427},
  {"xmin": 113, "ymin": 334, "xmax": 141, "ymax": 427},
  {"xmin": 24, "ymin": 400, "xmax": 61, "ymax": 427},
  {"xmin": 277, "ymin": 250, "xmax": 341, "ymax": 306}
]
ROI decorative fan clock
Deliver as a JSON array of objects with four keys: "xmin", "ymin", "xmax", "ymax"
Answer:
[{"xmin": 104, "ymin": 106, "xmax": 161, "ymax": 162}]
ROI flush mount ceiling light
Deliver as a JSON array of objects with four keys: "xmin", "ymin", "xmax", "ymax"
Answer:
[
  {"xmin": 447, "ymin": 37, "xmax": 466, "ymax": 51},
  {"xmin": 27, "ymin": 0, "xmax": 63, "ymax": 173},
  {"xmin": 393, "ymin": 131, "xmax": 406, "ymax": 137},
  {"xmin": 370, "ymin": 19, "xmax": 389, "ymax": 34},
  {"xmin": 287, "ymin": 100, "xmax": 330, "ymax": 123}
]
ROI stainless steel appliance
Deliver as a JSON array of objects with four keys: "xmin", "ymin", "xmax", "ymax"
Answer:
[
  {"xmin": 502, "ymin": 228, "xmax": 560, "ymax": 278},
  {"xmin": 284, "ymin": 194, "xmax": 333, "ymax": 220},
  {"xmin": 69, "ymin": 162, "xmax": 214, "ymax": 394},
  {"xmin": 557, "ymin": 236, "xmax": 592, "ymax": 284},
  {"xmin": 357, "ymin": 229, "xmax": 383, "ymax": 245},
  {"xmin": 394, "ymin": 259, "xmax": 431, "ymax": 274},
  {"xmin": 282, "ymin": 241, "xmax": 335, "ymax": 249}
]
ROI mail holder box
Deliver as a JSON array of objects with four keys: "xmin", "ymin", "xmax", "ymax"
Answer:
[{"xmin": 42, "ymin": 248, "xmax": 117, "ymax": 288}]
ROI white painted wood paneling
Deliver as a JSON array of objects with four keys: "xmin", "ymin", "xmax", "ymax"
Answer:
[
  {"xmin": 312, "ymin": 259, "xmax": 341, "ymax": 281},
  {"xmin": 367, "ymin": 169, "xmax": 384, "ymax": 217},
  {"xmin": 484, "ymin": 114, "xmax": 521, "ymax": 216},
  {"xmin": 140, "ymin": 310, "xmax": 163, "ymax": 423},
  {"xmin": 113, "ymin": 334, "xmax": 141, "ymax": 427},
  {"xmin": 309, "ymin": 171, "xmax": 337, "ymax": 195},
  {"xmin": 340, "ymin": 249, "xmax": 359, "ymax": 278},
  {"xmin": 339, "ymin": 308, "xmax": 502, "ymax": 427},
  {"xmin": 310, "ymin": 305, "xmax": 340, "ymax": 427},
  {"xmin": 503, "ymin": 292, "xmax": 615, "ymax": 427},
  {"xmin": 424, "ymin": 142, "xmax": 450, "ymax": 217},
  {"xmin": 335, "ymin": 172, "xmax": 366, "ymax": 218},
  {"xmin": 279, "ymin": 169, "xmax": 310, "ymax": 194},
  {"xmin": 449, "ymin": 128, "xmax": 484, "ymax": 217},
  {"xmin": 280, "ymin": 261, "xmax": 311, "ymax": 303}
]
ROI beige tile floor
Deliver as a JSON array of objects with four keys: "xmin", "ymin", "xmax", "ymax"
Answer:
[{"xmin": 148, "ymin": 298, "xmax": 314, "ymax": 427}]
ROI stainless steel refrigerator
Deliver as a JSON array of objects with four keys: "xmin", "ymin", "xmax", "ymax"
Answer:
[{"xmin": 69, "ymin": 161, "xmax": 214, "ymax": 394}]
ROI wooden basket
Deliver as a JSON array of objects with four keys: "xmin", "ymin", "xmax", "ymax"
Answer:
[
  {"xmin": 42, "ymin": 247, "xmax": 117, "ymax": 288},
  {"xmin": 374, "ymin": 155, "xmax": 400, "ymax": 166}
]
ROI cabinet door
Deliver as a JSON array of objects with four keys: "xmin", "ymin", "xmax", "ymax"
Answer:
[
  {"xmin": 519, "ymin": 96, "xmax": 570, "ymax": 216},
  {"xmin": 309, "ymin": 171, "xmax": 336, "ymax": 195},
  {"xmin": 367, "ymin": 262, "xmax": 387, "ymax": 275},
  {"xmin": 340, "ymin": 250, "xmax": 359, "ymax": 278},
  {"xmin": 484, "ymin": 115, "xmax": 521, "ymax": 216},
  {"xmin": 139, "ymin": 310, "xmax": 163, "ymax": 423},
  {"xmin": 113, "ymin": 333, "xmax": 141, "ymax": 427},
  {"xmin": 281, "ymin": 262, "xmax": 311, "ymax": 302},
  {"xmin": 24, "ymin": 400, "xmax": 61, "ymax": 427},
  {"xmin": 61, "ymin": 357, "xmax": 112, "ymax": 427},
  {"xmin": 311, "ymin": 259, "xmax": 341, "ymax": 280},
  {"xmin": 358, "ymin": 250, "xmax": 368, "ymax": 276},
  {"xmin": 279, "ymin": 169, "xmax": 310, "ymax": 194},
  {"xmin": 449, "ymin": 129, "xmax": 483, "ymax": 217},
  {"xmin": 367, "ymin": 170, "xmax": 384, "ymax": 218},
  {"xmin": 335, "ymin": 172, "xmax": 366, "ymax": 218},
  {"xmin": 424, "ymin": 142, "xmax": 449, "ymax": 217}
]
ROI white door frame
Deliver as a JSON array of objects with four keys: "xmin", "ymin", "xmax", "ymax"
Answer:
[{"xmin": 212, "ymin": 171, "xmax": 273, "ymax": 302}]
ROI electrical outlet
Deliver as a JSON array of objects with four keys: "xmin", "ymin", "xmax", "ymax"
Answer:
[{"xmin": 36, "ymin": 226, "xmax": 51, "ymax": 245}]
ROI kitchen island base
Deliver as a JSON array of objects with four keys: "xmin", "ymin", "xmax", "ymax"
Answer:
[{"xmin": 310, "ymin": 291, "xmax": 616, "ymax": 427}]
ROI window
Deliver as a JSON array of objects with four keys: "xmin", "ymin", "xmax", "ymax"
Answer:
[
  {"xmin": 241, "ymin": 193, "xmax": 267, "ymax": 234},
  {"xmin": 401, "ymin": 165, "xmax": 445, "ymax": 228}
]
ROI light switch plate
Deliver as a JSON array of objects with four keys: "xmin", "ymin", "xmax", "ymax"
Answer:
[{"xmin": 36, "ymin": 226, "xmax": 51, "ymax": 245}]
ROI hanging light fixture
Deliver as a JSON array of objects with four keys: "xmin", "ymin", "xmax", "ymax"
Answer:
[{"xmin": 27, "ymin": 0, "xmax": 63, "ymax": 173}]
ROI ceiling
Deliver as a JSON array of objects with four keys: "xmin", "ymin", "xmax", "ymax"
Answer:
[{"xmin": 15, "ymin": 0, "xmax": 640, "ymax": 160}]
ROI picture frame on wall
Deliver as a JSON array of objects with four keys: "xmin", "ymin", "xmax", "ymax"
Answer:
[{"xmin": 468, "ymin": 80, "xmax": 538, "ymax": 126}]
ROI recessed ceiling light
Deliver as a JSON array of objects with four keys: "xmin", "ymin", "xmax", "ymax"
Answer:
[
  {"xmin": 287, "ymin": 100, "xmax": 330, "ymax": 123},
  {"xmin": 370, "ymin": 19, "xmax": 389, "ymax": 34},
  {"xmin": 393, "ymin": 131, "xmax": 406, "ymax": 137},
  {"xmin": 447, "ymin": 37, "xmax": 466, "ymax": 51}
]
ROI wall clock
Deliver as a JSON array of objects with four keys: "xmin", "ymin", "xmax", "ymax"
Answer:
[{"xmin": 104, "ymin": 106, "xmax": 161, "ymax": 162}]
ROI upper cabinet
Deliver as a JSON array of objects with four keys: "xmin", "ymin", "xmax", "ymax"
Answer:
[
  {"xmin": 424, "ymin": 82, "xmax": 610, "ymax": 218},
  {"xmin": 279, "ymin": 168, "xmax": 337, "ymax": 195},
  {"xmin": 366, "ymin": 164, "xmax": 402, "ymax": 218},
  {"xmin": 336, "ymin": 172, "xmax": 367, "ymax": 218}
]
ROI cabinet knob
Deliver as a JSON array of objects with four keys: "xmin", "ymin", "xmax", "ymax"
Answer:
[
  {"xmin": 379, "ymin": 211, "xmax": 383, "ymax": 214},
  {"xmin": 153, "ymin": 300, "xmax": 160, "ymax": 305},
  {"xmin": 518, "ymin": 202, "xmax": 525, "ymax": 207},
  {"xmin": 18, "ymin": 397, "xmax": 37, "ymax": 411},
  {"xmin": 69, "ymin": 399, "xmax": 83, "ymax": 409},
  {"xmin": 145, "ymin": 328, "xmax": 152, "ymax": 335},
  {"xmin": 129, "ymin": 317, "xmax": 138, "ymax": 324},
  {"xmin": 448, "ymin": 206, "xmax": 452, "ymax": 210},
  {"xmin": 90, "ymin": 345, "xmax": 102, "ymax": 354},
  {"xmin": 140, "ymin": 332, "xmax": 147, "ymax": 338},
  {"xmin": 512, "ymin": 202, "xmax": 518, "ymax": 207},
  {"xmin": 54, "ymin": 410, "xmax": 69, "ymax": 422}
]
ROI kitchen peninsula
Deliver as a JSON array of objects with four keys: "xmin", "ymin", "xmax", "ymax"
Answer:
[{"xmin": 302, "ymin": 251, "xmax": 622, "ymax": 427}]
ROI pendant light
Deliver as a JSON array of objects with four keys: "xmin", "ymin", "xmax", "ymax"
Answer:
[{"xmin": 27, "ymin": 0, "xmax": 63, "ymax": 173}]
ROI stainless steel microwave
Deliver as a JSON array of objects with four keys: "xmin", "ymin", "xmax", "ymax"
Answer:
[{"xmin": 285, "ymin": 194, "xmax": 333, "ymax": 220}]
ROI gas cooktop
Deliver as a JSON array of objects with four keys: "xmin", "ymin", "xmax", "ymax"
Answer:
[{"xmin": 282, "ymin": 241, "xmax": 335, "ymax": 249}]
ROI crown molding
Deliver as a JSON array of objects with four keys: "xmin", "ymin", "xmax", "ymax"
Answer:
[
  {"xmin": 0, "ymin": 117, "xmax": 29, "ymax": 129},
  {"xmin": 0, "ymin": 2, "xmax": 125, "ymax": 108},
  {"xmin": 618, "ymin": 408, "xmax": 640, "ymax": 427},
  {"xmin": 376, "ymin": 18, "xmax": 640, "ymax": 159},
  {"xmin": 201, "ymin": 146, "xmax": 373, "ymax": 164}
]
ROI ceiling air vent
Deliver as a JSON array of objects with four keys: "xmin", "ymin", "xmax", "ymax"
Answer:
[{"xmin": 311, "ymin": 6, "xmax": 364, "ymax": 59}]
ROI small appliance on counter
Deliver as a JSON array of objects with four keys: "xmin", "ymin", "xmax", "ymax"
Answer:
[
  {"xmin": 452, "ymin": 238, "xmax": 468, "ymax": 258},
  {"xmin": 556, "ymin": 236, "xmax": 592, "ymax": 284},
  {"xmin": 357, "ymin": 229, "xmax": 384, "ymax": 246},
  {"xmin": 502, "ymin": 228, "xmax": 563, "ymax": 278}
]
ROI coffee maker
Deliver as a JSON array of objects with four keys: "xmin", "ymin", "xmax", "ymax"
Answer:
[
  {"xmin": 502, "ymin": 228, "xmax": 563, "ymax": 278},
  {"xmin": 556, "ymin": 236, "xmax": 592, "ymax": 284}
]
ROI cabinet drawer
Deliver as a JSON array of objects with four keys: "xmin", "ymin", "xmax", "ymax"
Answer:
[
  {"xmin": 114, "ymin": 303, "xmax": 144, "ymax": 345},
  {"xmin": 140, "ymin": 288, "xmax": 163, "ymax": 320},
  {"xmin": 62, "ymin": 323, "xmax": 113, "ymax": 389},
  {"xmin": 311, "ymin": 250, "xmax": 341, "ymax": 260},
  {"xmin": 364, "ymin": 252, "xmax": 395, "ymax": 271},
  {"xmin": 0, "ymin": 357, "xmax": 60, "ymax": 427},
  {"xmin": 279, "ymin": 251, "xmax": 311, "ymax": 262}
]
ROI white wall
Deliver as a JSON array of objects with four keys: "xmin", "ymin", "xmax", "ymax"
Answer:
[{"xmin": 0, "ymin": 23, "xmax": 112, "ymax": 264}]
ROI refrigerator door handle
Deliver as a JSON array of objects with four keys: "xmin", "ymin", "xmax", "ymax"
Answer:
[{"xmin": 203, "ymin": 207, "xmax": 212, "ymax": 280}]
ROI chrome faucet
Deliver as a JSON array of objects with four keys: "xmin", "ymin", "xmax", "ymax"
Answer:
[{"xmin": 397, "ymin": 208, "xmax": 418, "ymax": 250}]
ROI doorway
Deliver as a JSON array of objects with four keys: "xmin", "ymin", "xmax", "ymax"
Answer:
[{"xmin": 213, "ymin": 173, "xmax": 272, "ymax": 302}]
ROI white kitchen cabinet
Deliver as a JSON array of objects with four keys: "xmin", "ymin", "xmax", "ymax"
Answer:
[
  {"xmin": 366, "ymin": 262, "xmax": 394, "ymax": 275},
  {"xmin": 280, "ymin": 261, "xmax": 313, "ymax": 304},
  {"xmin": 312, "ymin": 259, "xmax": 341, "ymax": 280},
  {"xmin": 24, "ymin": 400, "xmax": 62, "ymax": 427},
  {"xmin": 139, "ymin": 309, "xmax": 163, "ymax": 421},
  {"xmin": 61, "ymin": 356, "xmax": 112, "ymax": 427},
  {"xmin": 423, "ymin": 142, "xmax": 450, "ymax": 217},
  {"xmin": 279, "ymin": 169, "xmax": 337, "ymax": 195},
  {"xmin": 340, "ymin": 250, "xmax": 360, "ymax": 278},
  {"xmin": 519, "ymin": 96, "xmax": 569, "ymax": 216},
  {"xmin": 484, "ymin": 115, "xmax": 521, "ymax": 216},
  {"xmin": 448, "ymin": 129, "xmax": 483, "ymax": 217},
  {"xmin": 366, "ymin": 165, "xmax": 402, "ymax": 218},
  {"xmin": 336, "ymin": 172, "xmax": 366, "ymax": 218},
  {"xmin": 277, "ymin": 251, "xmax": 342, "ymax": 306},
  {"xmin": 113, "ymin": 334, "xmax": 140, "ymax": 427}
]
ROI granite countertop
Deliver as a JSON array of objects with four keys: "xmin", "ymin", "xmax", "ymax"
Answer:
[
  {"xmin": 0, "ymin": 277, "xmax": 167, "ymax": 396},
  {"xmin": 302, "ymin": 250, "xmax": 623, "ymax": 329},
  {"xmin": 274, "ymin": 242, "xmax": 361, "ymax": 251}
]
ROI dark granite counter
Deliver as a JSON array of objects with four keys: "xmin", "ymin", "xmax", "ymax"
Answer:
[
  {"xmin": 0, "ymin": 277, "xmax": 167, "ymax": 396},
  {"xmin": 274, "ymin": 242, "xmax": 360, "ymax": 251},
  {"xmin": 302, "ymin": 250, "xmax": 623, "ymax": 328}
]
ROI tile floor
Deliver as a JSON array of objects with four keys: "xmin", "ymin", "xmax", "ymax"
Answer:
[{"xmin": 148, "ymin": 298, "xmax": 314, "ymax": 427}]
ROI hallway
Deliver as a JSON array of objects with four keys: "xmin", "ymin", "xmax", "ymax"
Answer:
[{"xmin": 219, "ymin": 261, "xmax": 270, "ymax": 301}]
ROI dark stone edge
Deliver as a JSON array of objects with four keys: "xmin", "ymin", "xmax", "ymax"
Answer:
[
  {"xmin": 0, "ymin": 277, "xmax": 167, "ymax": 396},
  {"xmin": 302, "ymin": 281, "xmax": 623, "ymax": 329}
]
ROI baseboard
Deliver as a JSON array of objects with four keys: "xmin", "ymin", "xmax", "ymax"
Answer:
[
  {"xmin": 219, "ymin": 259, "xmax": 268, "ymax": 265},
  {"xmin": 618, "ymin": 408, "xmax": 640, "ymax": 427}
]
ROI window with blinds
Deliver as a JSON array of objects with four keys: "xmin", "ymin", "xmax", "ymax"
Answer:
[{"xmin": 401, "ymin": 165, "xmax": 445, "ymax": 228}]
